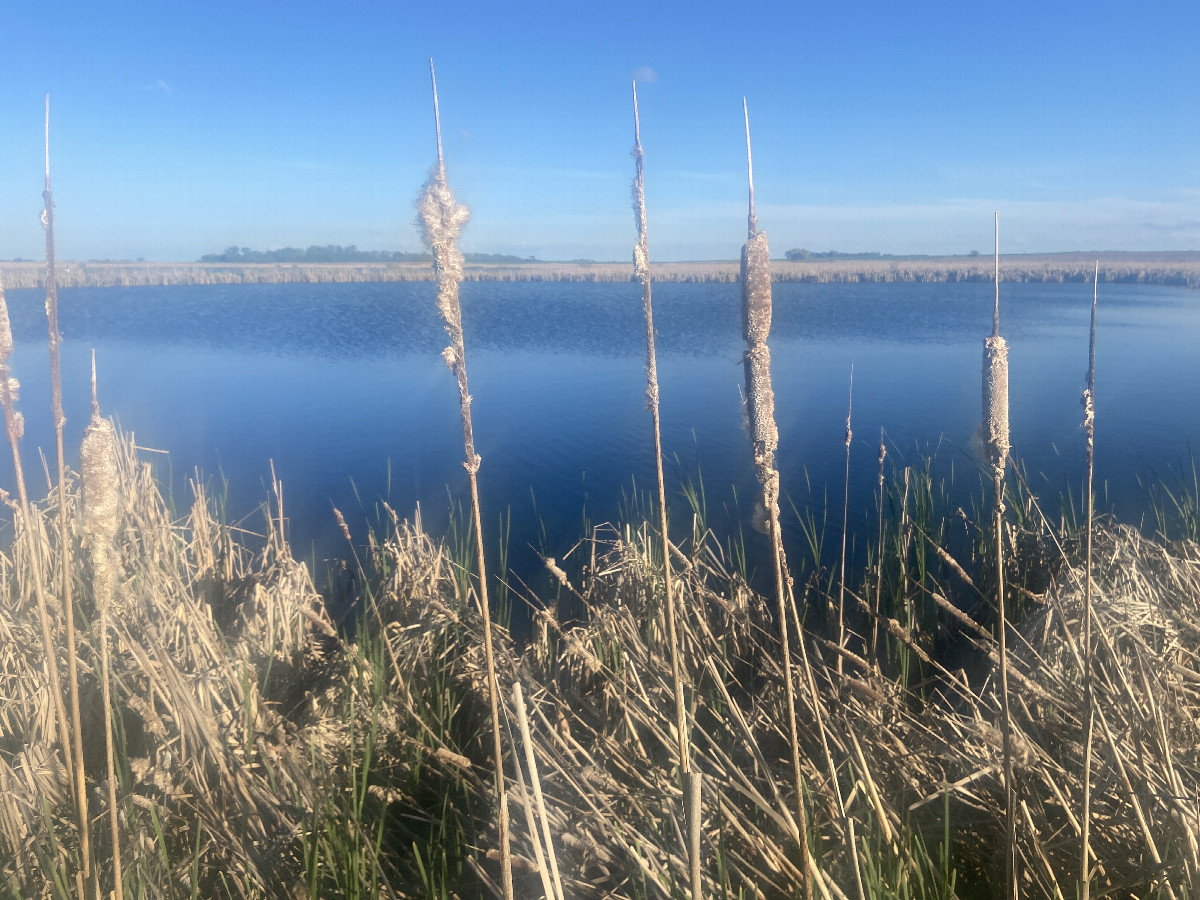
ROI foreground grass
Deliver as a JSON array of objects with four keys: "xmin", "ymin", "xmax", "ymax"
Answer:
[{"xmin": 1, "ymin": 434, "xmax": 1199, "ymax": 898}]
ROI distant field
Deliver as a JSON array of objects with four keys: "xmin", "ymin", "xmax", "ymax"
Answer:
[{"xmin": 2, "ymin": 251, "xmax": 1199, "ymax": 288}]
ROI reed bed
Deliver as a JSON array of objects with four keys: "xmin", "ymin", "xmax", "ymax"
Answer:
[{"xmin": 2, "ymin": 432, "xmax": 1197, "ymax": 897}]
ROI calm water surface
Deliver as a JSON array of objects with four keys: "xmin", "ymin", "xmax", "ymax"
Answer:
[{"xmin": 2, "ymin": 279, "xmax": 1197, "ymax": 601}]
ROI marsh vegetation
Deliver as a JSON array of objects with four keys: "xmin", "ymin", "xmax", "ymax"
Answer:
[{"xmin": 1, "ymin": 85, "xmax": 1198, "ymax": 900}]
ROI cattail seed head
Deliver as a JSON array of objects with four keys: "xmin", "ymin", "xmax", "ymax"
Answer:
[
  {"xmin": 0, "ymin": 292, "xmax": 13, "ymax": 364},
  {"xmin": 81, "ymin": 413, "xmax": 120, "ymax": 612},
  {"xmin": 740, "ymin": 231, "xmax": 772, "ymax": 346},
  {"xmin": 982, "ymin": 334, "xmax": 1011, "ymax": 473},
  {"xmin": 750, "ymin": 495, "xmax": 770, "ymax": 535},
  {"xmin": 417, "ymin": 169, "xmax": 469, "ymax": 278},
  {"xmin": 743, "ymin": 344, "xmax": 778, "ymax": 472}
]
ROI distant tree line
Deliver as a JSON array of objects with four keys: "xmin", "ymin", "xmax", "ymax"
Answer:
[
  {"xmin": 199, "ymin": 245, "xmax": 535, "ymax": 264},
  {"xmin": 786, "ymin": 249, "xmax": 889, "ymax": 261}
]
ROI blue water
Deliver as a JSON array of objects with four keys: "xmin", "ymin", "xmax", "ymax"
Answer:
[{"xmin": 1, "ymin": 279, "xmax": 1197, "ymax": 606}]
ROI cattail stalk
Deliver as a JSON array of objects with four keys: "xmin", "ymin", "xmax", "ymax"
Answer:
[
  {"xmin": 513, "ymin": 683, "xmax": 565, "ymax": 900},
  {"xmin": 871, "ymin": 430, "xmax": 886, "ymax": 666},
  {"xmin": 1, "ymin": 281, "xmax": 83, "ymax": 889},
  {"xmin": 416, "ymin": 61, "xmax": 513, "ymax": 900},
  {"xmin": 631, "ymin": 84, "xmax": 703, "ymax": 899},
  {"xmin": 7, "ymin": 272, "xmax": 88, "ymax": 900},
  {"xmin": 1080, "ymin": 262, "xmax": 1098, "ymax": 900},
  {"xmin": 80, "ymin": 355, "xmax": 123, "ymax": 900},
  {"xmin": 985, "ymin": 213, "xmax": 1017, "ymax": 900},
  {"xmin": 41, "ymin": 97, "xmax": 94, "ymax": 896},
  {"xmin": 631, "ymin": 80, "xmax": 688, "ymax": 776},
  {"xmin": 740, "ymin": 100, "xmax": 811, "ymax": 900},
  {"xmin": 836, "ymin": 367, "xmax": 852, "ymax": 675}
]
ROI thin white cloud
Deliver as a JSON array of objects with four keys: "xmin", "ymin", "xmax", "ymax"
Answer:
[
  {"xmin": 632, "ymin": 66, "xmax": 657, "ymax": 84},
  {"xmin": 144, "ymin": 79, "xmax": 172, "ymax": 93}
]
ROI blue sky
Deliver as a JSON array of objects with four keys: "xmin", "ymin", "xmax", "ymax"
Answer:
[{"xmin": 1, "ymin": 0, "xmax": 1197, "ymax": 261}]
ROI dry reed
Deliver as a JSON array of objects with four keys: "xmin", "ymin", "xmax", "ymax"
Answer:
[
  {"xmin": 836, "ymin": 367, "xmax": 852, "ymax": 674},
  {"xmin": 0, "ymin": 274, "xmax": 84, "ymax": 898},
  {"xmin": 41, "ymin": 96, "xmax": 94, "ymax": 897},
  {"xmin": 1079, "ymin": 262, "xmax": 1098, "ymax": 900},
  {"xmin": 631, "ymin": 82, "xmax": 702, "ymax": 900},
  {"xmin": 416, "ymin": 59, "xmax": 514, "ymax": 900}
]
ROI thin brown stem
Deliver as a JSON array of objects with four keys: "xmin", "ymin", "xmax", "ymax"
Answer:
[
  {"xmin": 837, "ymin": 366, "xmax": 853, "ymax": 675},
  {"xmin": 995, "ymin": 475, "xmax": 1017, "ymax": 900},
  {"xmin": 743, "ymin": 98, "xmax": 757, "ymax": 238},
  {"xmin": 993, "ymin": 211, "xmax": 1000, "ymax": 337},
  {"xmin": 42, "ymin": 97, "xmax": 93, "ymax": 897},
  {"xmin": 99, "ymin": 609, "xmax": 124, "ymax": 900},
  {"xmin": 871, "ymin": 431, "xmax": 887, "ymax": 667},
  {"xmin": 1080, "ymin": 261, "xmax": 1098, "ymax": 900}
]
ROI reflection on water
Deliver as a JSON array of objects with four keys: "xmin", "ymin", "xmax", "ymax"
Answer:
[{"xmin": 1, "ymin": 279, "xmax": 1196, "ymax": 605}]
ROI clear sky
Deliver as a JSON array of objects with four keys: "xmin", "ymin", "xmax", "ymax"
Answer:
[{"xmin": 1, "ymin": 0, "xmax": 1197, "ymax": 262}]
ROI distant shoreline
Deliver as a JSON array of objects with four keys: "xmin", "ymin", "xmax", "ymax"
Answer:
[{"xmin": 1, "ymin": 251, "xmax": 1199, "ymax": 289}]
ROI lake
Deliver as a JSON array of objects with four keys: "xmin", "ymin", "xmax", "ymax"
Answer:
[{"xmin": 1, "ymin": 278, "xmax": 1197, "ymax": 608}]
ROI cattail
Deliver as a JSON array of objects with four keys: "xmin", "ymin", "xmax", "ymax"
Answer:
[
  {"xmin": 739, "ymin": 100, "xmax": 811, "ymax": 900},
  {"xmin": 987, "ymin": 213, "xmax": 1017, "ymax": 900},
  {"xmin": 416, "ymin": 60, "xmax": 513, "ymax": 900},
  {"xmin": 836, "ymin": 367, "xmax": 853, "ymax": 674},
  {"xmin": 1080, "ymin": 262, "xmax": 1098, "ymax": 900},
  {"xmin": 631, "ymin": 86, "xmax": 685, "ymax": 744},
  {"xmin": 982, "ymin": 334, "xmax": 1010, "ymax": 476},
  {"xmin": 870, "ymin": 430, "xmax": 886, "ymax": 663},
  {"xmin": 80, "ymin": 356, "xmax": 123, "ymax": 900},
  {"xmin": 41, "ymin": 98, "xmax": 93, "ymax": 892},
  {"xmin": 513, "ymin": 683, "xmax": 565, "ymax": 900},
  {"xmin": 0, "ymin": 277, "xmax": 84, "ymax": 891},
  {"xmin": 631, "ymin": 83, "xmax": 701, "ymax": 899}
]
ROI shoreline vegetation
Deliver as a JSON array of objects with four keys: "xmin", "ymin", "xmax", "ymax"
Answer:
[
  {"xmin": 4, "ymin": 84, "xmax": 1200, "ymax": 900},
  {"xmin": 0, "ymin": 250, "xmax": 1199, "ymax": 289}
]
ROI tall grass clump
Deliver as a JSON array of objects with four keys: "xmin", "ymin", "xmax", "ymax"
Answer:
[
  {"xmin": 416, "ymin": 60, "xmax": 513, "ymax": 900},
  {"xmin": 2, "ymin": 273, "xmax": 86, "ymax": 897},
  {"xmin": 630, "ymin": 82, "xmax": 702, "ymax": 900},
  {"xmin": 738, "ymin": 100, "xmax": 811, "ymax": 900},
  {"xmin": 982, "ymin": 214, "xmax": 1016, "ymax": 900}
]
